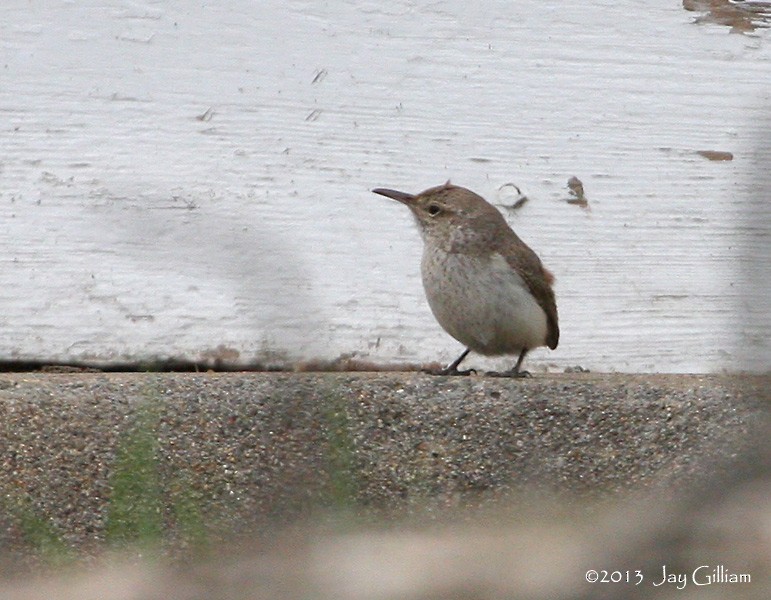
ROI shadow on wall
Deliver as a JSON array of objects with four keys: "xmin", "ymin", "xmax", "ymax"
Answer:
[
  {"xmin": 85, "ymin": 189, "xmax": 326, "ymax": 367},
  {"xmin": 737, "ymin": 111, "xmax": 771, "ymax": 372}
]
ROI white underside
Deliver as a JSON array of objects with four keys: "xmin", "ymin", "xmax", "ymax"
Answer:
[{"xmin": 421, "ymin": 250, "xmax": 548, "ymax": 356}]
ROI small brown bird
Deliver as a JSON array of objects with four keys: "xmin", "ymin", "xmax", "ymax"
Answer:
[{"xmin": 373, "ymin": 182, "xmax": 559, "ymax": 377}]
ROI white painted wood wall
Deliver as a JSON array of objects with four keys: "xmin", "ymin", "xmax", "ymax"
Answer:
[{"xmin": 2, "ymin": 1, "xmax": 769, "ymax": 373}]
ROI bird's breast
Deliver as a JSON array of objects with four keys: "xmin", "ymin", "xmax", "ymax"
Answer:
[{"xmin": 420, "ymin": 248, "xmax": 548, "ymax": 355}]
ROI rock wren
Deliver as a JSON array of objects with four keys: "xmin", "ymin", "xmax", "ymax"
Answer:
[{"xmin": 372, "ymin": 182, "xmax": 559, "ymax": 377}]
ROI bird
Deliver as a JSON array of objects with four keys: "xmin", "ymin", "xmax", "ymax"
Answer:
[{"xmin": 372, "ymin": 182, "xmax": 559, "ymax": 377}]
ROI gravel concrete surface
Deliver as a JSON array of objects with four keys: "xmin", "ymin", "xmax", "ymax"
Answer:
[{"xmin": 1, "ymin": 372, "xmax": 766, "ymax": 561}]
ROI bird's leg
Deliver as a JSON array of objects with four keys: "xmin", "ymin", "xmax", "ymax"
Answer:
[
  {"xmin": 486, "ymin": 349, "xmax": 532, "ymax": 378},
  {"xmin": 424, "ymin": 348, "xmax": 476, "ymax": 376}
]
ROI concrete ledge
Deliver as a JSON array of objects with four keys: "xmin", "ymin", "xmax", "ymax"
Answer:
[
  {"xmin": 1, "ymin": 373, "xmax": 766, "ymax": 551},
  {"xmin": 1, "ymin": 372, "xmax": 768, "ymax": 599}
]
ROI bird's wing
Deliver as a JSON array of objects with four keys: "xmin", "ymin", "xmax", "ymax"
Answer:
[{"xmin": 503, "ymin": 247, "xmax": 560, "ymax": 350}]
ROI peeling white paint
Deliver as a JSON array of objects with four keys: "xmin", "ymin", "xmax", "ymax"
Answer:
[{"xmin": 1, "ymin": 1, "xmax": 769, "ymax": 372}]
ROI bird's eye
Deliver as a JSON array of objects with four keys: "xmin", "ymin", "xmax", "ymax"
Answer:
[{"xmin": 427, "ymin": 204, "xmax": 441, "ymax": 216}]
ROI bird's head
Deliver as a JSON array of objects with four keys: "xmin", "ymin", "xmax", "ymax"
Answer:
[{"xmin": 372, "ymin": 182, "xmax": 504, "ymax": 248}]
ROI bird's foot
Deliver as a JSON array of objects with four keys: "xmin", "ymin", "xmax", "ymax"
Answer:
[
  {"xmin": 423, "ymin": 366, "xmax": 477, "ymax": 376},
  {"xmin": 485, "ymin": 369, "xmax": 531, "ymax": 378}
]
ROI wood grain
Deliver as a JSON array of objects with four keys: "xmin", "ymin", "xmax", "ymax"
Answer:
[{"xmin": 1, "ymin": 1, "xmax": 769, "ymax": 372}]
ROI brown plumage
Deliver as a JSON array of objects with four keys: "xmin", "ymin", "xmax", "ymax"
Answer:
[{"xmin": 373, "ymin": 182, "xmax": 559, "ymax": 376}]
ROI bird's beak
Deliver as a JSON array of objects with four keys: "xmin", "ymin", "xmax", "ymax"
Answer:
[{"xmin": 372, "ymin": 188, "xmax": 416, "ymax": 205}]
